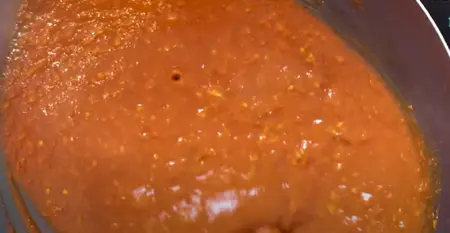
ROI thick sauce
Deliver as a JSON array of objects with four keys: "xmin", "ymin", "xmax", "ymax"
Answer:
[{"xmin": 2, "ymin": 0, "xmax": 431, "ymax": 233}]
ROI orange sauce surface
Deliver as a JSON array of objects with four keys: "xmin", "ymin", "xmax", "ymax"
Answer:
[{"xmin": 2, "ymin": 0, "xmax": 431, "ymax": 232}]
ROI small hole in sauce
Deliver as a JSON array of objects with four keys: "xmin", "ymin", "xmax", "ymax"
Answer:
[
  {"xmin": 171, "ymin": 73, "xmax": 181, "ymax": 81},
  {"xmin": 171, "ymin": 69, "xmax": 182, "ymax": 81}
]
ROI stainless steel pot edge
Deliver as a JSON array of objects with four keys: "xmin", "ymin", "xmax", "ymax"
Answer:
[
  {"xmin": 0, "ymin": 0, "xmax": 19, "ymax": 68},
  {"xmin": 416, "ymin": 0, "xmax": 450, "ymax": 58},
  {"xmin": 0, "ymin": 0, "xmax": 25, "ymax": 231}
]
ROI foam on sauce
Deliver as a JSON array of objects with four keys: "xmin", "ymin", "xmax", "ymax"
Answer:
[{"xmin": 2, "ymin": 0, "xmax": 432, "ymax": 232}]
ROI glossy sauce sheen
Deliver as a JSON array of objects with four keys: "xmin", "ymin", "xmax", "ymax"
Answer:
[{"xmin": 2, "ymin": 0, "xmax": 431, "ymax": 232}]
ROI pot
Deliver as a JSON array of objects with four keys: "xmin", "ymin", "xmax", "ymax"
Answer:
[{"xmin": 0, "ymin": 0, "xmax": 449, "ymax": 232}]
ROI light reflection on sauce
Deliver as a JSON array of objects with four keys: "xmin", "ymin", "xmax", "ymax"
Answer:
[{"xmin": 206, "ymin": 190, "xmax": 239, "ymax": 221}]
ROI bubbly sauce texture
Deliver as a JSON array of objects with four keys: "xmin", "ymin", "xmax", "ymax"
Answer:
[{"xmin": 2, "ymin": 0, "xmax": 431, "ymax": 232}]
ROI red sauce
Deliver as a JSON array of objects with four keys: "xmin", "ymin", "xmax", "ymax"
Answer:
[{"xmin": 2, "ymin": 0, "xmax": 431, "ymax": 232}]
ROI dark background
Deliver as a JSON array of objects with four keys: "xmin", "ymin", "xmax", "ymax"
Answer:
[{"xmin": 421, "ymin": 0, "xmax": 450, "ymax": 46}]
